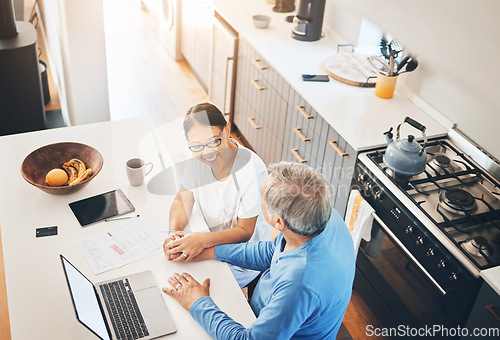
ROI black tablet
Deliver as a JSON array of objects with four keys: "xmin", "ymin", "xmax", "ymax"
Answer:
[{"xmin": 69, "ymin": 189, "xmax": 135, "ymax": 226}]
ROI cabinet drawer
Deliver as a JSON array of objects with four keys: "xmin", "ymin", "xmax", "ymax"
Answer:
[
  {"xmin": 239, "ymin": 38, "xmax": 289, "ymax": 100},
  {"xmin": 320, "ymin": 125, "xmax": 356, "ymax": 215},
  {"xmin": 237, "ymin": 63, "xmax": 286, "ymax": 140},
  {"xmin": 286, "ymin": 90, "xmax": 319, "ymax": 140},
  {"xmin": 233, "ymin": 92, "xmax": 282, "ymax": 165},
  {"xmin": 286, "ymin": 146, "xmax": 317, "ymax": 166},
  {"xmin": 333, "ymin": 139, "xmax": 355, "ymax": 216},
  {"xmin": 240, "ymin": 39, "xmax": 271, "ymax": 80}
]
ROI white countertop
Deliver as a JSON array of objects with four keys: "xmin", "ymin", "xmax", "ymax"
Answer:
[
  {"xmin": 0, "ymin": 118, "xmax": 256, "ymax": 339},
  {"xmin": 210, "ymin": 0, "xmax": 449, "ymax": 150},
  {"xmin": 209, "ymin": 0, "xmax": 500, "ymax": 295},
  {"xmin": 481, "ymin": 268, "xmax": 500, "ymax": 295}
]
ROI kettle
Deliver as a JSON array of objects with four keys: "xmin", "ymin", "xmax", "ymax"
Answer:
[{"xmin": 383, "ymin": 117, "xmax": 428, "ymax": 177}]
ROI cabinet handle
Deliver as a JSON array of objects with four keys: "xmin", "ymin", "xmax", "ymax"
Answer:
[
  {"xmin": 297, "ymin": 105, "xmax": 313, "ymax": 119},
  {"xmin": 328, "ymin": 140, "xmax": 348, "ymax": 157},
  {"xmin": 251, "ymin": 79, "xmax": 265, "ymax": 91},
  {"xmin": 253, "ymin": 59, "xmax": 267, "ymax": 70},
  {"xmin": 486, "ymin": 304, "xmax": 500, "ymax": 323},
  {"xmin": 291, "ymin": 148, "xmax": 307, "ymax": 163},
  {"xmin": 248, "ymin": 117, "xmax": 261, "ymax": 130},
  {"xmin": 223, "ymin": 57, "xmax": 234, "ymax": 115},
  {"xmin": 294, "ymin": 128, "xmax": 310, "ymax": 142}
]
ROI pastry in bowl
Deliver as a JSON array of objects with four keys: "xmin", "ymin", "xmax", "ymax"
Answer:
[{"xmin": 21, "ymin": 142, "xmax": 103, "ymax": 195}]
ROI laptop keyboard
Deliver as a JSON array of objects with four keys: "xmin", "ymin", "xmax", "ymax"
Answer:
[{"xmin": 100, "ymin": 279, "xmax": 150, "ymax": 340}]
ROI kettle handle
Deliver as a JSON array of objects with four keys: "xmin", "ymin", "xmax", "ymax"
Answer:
[
  {"xmin": 404, "ymin": 117, "xmax": 426, "ymax": 132},
  {"xmin": 396, "ymin": 117, "xmax": 428, "ymax": 154}
]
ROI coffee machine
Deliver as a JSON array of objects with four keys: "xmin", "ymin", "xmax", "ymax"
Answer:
[{"xmin": 292, "ymin": 0, "xmax": 326, "ymax": 42}]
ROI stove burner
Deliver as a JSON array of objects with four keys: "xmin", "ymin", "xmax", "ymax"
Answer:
[
  {"xmin": 439, "ymin": 189, "xmax": 477, "ymax": 215},
  {"xmin": 463, "ymin": 236, "xmax": 493, "ymax": 258},
  {"xmin": 446, "ymin": 189, "xmax": 475, "ymax": 206},
  {"xmin": 434, "ymin": 155, "xmax": 451, "ymax": 167},
  {"xmin": 430, "ymin": 154, "xmax": 456, "ymax": 175}
]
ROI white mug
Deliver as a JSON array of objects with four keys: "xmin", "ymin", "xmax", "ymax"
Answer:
[{"xmin": 126, "ymin": 158, "xmax": 153, "ymax": 186}]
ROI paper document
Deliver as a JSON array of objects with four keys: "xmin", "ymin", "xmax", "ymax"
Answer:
[{"xmin": 77, "ymin": 211, "xmax": 168, "ymax": 274}]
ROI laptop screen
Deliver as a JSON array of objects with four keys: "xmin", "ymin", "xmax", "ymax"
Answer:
[{"xmin": 61, "ymin": 256, "xmax": 111, "ymax": 340}]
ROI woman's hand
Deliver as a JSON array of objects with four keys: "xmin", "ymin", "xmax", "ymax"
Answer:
[
  {"xmin": 163, "ymin": 231, "xmax": 187, "ymax": 260},
  {"xmin": 162, "ymin": 272, "xmax": 210, "ymax": 311},
  {"xmin": 165, "ymin": 233, "xmax": 208, "ymax": 262}
]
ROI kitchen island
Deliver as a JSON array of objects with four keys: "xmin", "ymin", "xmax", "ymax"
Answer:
[{"xmin": 0, "ymin": 117, "xmax": 256, "ymax": 339}]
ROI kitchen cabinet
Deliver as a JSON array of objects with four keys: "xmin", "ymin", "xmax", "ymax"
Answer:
[
  {"xmin": 181, "ymin": 0, "xmax": 213, "ymax": 91},
  {"xmin": 233, "ymin": 38, "xmax": 356, "ymax": 216},
  {"xmin": 233, "ymin": 38, "xmax": 288, "ymax": 166},
  {"xmin": 462, "ymin": 282, "xmax": 500, "ymax": 339}
]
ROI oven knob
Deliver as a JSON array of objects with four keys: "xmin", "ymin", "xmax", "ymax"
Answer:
[
  {"xmin": 426, "ymin": 248, "xmax": 435, "ymax": 257},
  {"xmin": 449, "ymin": 272, "xmax": 458, "ymax": 281},
  {"xmin": 357, "ymin": 174, "xmax": 365, "ymax": 184},
  {"xmin": 416, "ymin": 236, "xmax": 424, "ymax": 245},
  {"xmin": 364, "ymin": 181, "xmax": 372, "ymax": 191},
  {"xmin": 373, "ymin": 189, "xmax": 383, "ymax": 201},
  {"xmin": 406, "ymin": 226, "xmax": 413, "ymax": 234},
  {"xmin": 438, "ymin": 260, "xmax": 446, "ymax": 269}
]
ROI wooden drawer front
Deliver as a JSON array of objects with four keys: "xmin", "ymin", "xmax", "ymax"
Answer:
[
  {"xmin": 233, "ymin": 91, "xmax": 283, "ymax": 165},
  {"xmin": 287, "ymin": 90, "xmax": 319, "ymax": 142},
  {"xmin": 254, "ymin": 84, "xmax": 287, "ymax": 143},
  {"xmin": 265, "ymin": 64, "xmax": 290, "ymax": 101},
  {"xmin": 236, "ymin": 53, "xmax": 287, "ymax": 141},
  {"xmin": 240, "ymin": 39, "xmax": 271, "ymax": 80},
  {"xmin": 282, "ymin": 89, "xmax": 330, "ymax": 169},
  {"xmin": 239, "ymin": 38, "xmax": 289, "ymax": 100},
  {"xmin": 320, "ymin": 126, "xmax": 356, "ymax": 215},
  {"xmin": 233, "ymin": 90, "xmax": 254, "ymax": 146}
]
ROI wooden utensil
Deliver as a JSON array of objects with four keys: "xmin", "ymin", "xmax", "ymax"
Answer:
[{"xmin": 389, "ymin": 55, "xmax": 395, "ymax": 76}]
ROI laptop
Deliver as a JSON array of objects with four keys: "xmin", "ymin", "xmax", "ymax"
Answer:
[{"xmin": 60, "ymin": 255, "xmax": 176, "ymax": 340}]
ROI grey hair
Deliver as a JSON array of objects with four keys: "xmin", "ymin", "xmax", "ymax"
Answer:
[{"xmin": 263, "ymin": 162, "xmax": 333, "ymax": 237}]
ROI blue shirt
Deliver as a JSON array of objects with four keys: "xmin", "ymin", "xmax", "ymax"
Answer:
[{"xmin": 189, "ymin": 210, "xmax": 356, "ymax": 339}]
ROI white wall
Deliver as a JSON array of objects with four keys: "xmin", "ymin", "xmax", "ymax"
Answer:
[
  {"xmin": 324, "ymin": 0, "xmax": 500, "ymax": 160},
  {"xmin": 37, "ymin": 0, "xmax": 110, "ymax": 125}
]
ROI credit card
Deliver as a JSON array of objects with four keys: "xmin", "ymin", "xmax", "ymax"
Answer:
[{"xmin": 36, "ymin": 226, "xmax": 58, "ymax": 238}]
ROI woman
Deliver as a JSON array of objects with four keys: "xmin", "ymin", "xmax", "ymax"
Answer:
[{"xmin": 163, "ymin": 102, "xmax": 270, "ymax": 287}]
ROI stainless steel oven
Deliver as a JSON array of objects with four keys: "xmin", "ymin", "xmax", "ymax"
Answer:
[
  {"xmin": 353, "ymin": 161, "xmax": 482, "ymax": 334},
  {"xmin": 349, "ymin": 124, "xmax": 500, "ymax": 337}
]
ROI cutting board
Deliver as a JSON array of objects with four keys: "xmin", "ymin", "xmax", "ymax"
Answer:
[{"xmin": 323, "ymin": 53, "xmax": 380, "ymax": 88}]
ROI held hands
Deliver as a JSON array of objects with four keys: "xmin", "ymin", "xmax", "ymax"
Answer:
[
  {"xmin": 163, "ymin": 231, "xmax": 187, "ymax": 261},
  {"xmin": 162, "ymin": 272, "xmax": 210, "ymax": 311},
  {"xmin": 163, "ymin": 231, "xmax": 208, "ymax": 262}
]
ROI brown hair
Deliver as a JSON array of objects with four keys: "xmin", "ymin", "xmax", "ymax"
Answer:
[{"xmin": 183, "ymin": 102, "xmax": 227, "ymax": 135}]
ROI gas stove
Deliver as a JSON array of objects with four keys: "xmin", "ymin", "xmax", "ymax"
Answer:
[{"xmin": 359, "ymin": 129, "xmax": 500, "ymax": 274}]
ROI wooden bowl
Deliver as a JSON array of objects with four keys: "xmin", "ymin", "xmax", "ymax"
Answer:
[{"xmin": 21, "ymin": 142, "xmax": 103, "ymax": 195}]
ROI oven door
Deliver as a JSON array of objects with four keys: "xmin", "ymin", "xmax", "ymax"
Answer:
[{"xmin": 355, "ymin": 213, "xmax": 468, "ymax": 331}]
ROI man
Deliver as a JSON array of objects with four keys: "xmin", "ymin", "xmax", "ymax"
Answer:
[{"xmin": 163, "ymin": 162, "xmax": 355, "ymax": 339}]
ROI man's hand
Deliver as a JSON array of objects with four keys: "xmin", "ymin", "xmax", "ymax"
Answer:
[{"xmin": 162, "ymin": 272, "xmax": 210, "ymax": 311}]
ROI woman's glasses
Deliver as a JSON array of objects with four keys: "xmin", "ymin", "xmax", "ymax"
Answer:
[{"xmin": 188, "ymin": 130, "xmax": 224, "ymax": 152}]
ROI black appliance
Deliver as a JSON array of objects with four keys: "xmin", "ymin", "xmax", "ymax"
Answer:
[
  {"xmin": 352, "ymin": 128, "xmax": 500, "ymax": 337},
  {"xmin": 0, "ymin": 0, "xmax": 46, "ymax": 136},
  {"xmin": 273, "ymin": 0, "xmax": 295, "ymax": 13},
  {"xmin": 292, "ymin": 0, "xmax": 325, "ymax": 42}
]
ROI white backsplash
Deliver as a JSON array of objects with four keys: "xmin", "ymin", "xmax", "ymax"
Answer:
[{"xmin": 324, "ymin": 0, "xmax": 500, "ymax": 161}]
